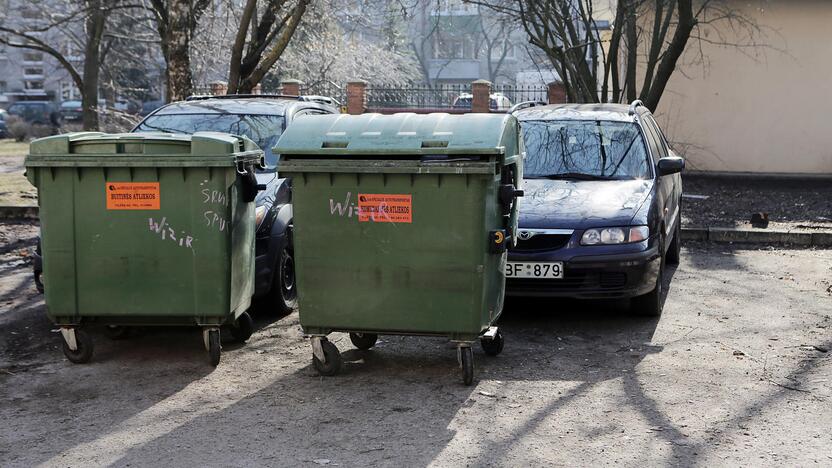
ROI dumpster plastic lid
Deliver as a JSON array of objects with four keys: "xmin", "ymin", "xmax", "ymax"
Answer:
[
  {"xmin": 274, "ymin": 113, "xmax": 519, "ymax": 156},
  {"xmin": 26, "ymin": 131, "xmax": 263, "ymax": 167}
]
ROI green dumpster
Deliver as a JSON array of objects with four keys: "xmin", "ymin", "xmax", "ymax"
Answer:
[
  {"xmin": 275, "ymin": 113, "xmax": 523, "ymax": 385},
  {"xmin": 25, "ymin": 132, "xmax": 263, "ymax": 366}
]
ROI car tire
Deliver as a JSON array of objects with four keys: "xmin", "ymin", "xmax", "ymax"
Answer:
[
  {"xmin": 269, "ymin": 247, "xmax": 298, "ymax": 315},
  {"xmin": 632, "ymin": 236, "xmax": 666, "ymax": 317}
]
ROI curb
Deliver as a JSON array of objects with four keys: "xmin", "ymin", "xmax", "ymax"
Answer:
[
  {"xmin": 682, "ymin": 227, "xmax": 832, "ymax": 247},
  {"xmin": 0, "ymin": 205, "xmax": 38, "ymax": 220}
]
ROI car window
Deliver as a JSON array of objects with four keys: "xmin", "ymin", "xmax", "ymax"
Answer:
[
  {"xmin": 641, "ymin": 115, "xmax": 668, "ymax": 161},
  {"xmin": 135, "ymin": 113, "xmax": 285, "ymax": 169},
  {"xmin": 520, "ymin": 120, "xmax": 651, "ymax": 180}
]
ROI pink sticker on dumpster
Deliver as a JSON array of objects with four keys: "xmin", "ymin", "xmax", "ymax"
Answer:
[{"xmin": 357, "ymin": 194, "xmax": 412, "ymax": 223}]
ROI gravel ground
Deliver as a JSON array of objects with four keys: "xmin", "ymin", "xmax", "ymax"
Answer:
[
  {"xmin": 0, "ymin": 221, "xmax": 830, "ymax": 466},
  {"xmin": 682, "ymin": 176, "xmax": 832, "ymax": 231}
]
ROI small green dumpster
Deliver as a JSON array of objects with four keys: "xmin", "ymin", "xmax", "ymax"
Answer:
[
  {"xmin": 276, "ymin": 113, "xmax": 523, "ymax": 385},
  {"xmin": 25, "ymin": 132, "xmax": 263, "ymax": 366}
]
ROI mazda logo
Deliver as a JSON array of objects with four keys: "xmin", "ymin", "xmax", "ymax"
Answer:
[{"xmin": 518, "ymin": 230, "xmax": 535, "ymax": 240}]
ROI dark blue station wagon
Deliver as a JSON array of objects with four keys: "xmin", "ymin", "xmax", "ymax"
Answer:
[{"xmin": 507, "ymin": 101, "xmax": 684, "ymax": 316}]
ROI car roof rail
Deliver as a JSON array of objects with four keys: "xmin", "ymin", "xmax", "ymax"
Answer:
[
  {"xmin": 508, "ymin": 100, "xmax": 547, "ymax": 114},
  {"xmin": 185, "ymin": 94, "xmax": 303, "ymax": 102},
  {"xmin": 628, "ymin": 99, "xmax": 644, "ymax": 115}
]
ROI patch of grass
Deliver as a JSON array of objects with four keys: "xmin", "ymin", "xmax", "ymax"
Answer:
[
  {"xmin": 0, "ymin": 172, "xmax": 36, "ymax": 206},
  {"xmin": 0, "ymin": 139, "xmax": 29, "ymax": 158}
]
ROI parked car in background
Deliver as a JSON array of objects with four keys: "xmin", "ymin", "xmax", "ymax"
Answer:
[
  {"xmin": 453, "ymin": 92, "xmax": 512, "ymax": 111},
  {"xmin": 7, "ymin": 101, "xmax": 61, "ymax": 126},
  {"xmin": 0, "ymin": 110, "xmax": 8, "ymax": 138},
  {"xmin": 508, "ymin": 101, "xmax": 684, "ymax": 316},
  {"xmin": 60, "ymin": 101, "xmax": 84, "ymax": 122},
  {"xmin": 132, "ymin": 94, "xmax": 339, "ymax": 313}
]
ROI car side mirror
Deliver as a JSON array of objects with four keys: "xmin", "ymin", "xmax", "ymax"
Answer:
[{"xmin": 657, "ymin": 156, "xmax": 685, "ymax": 176}]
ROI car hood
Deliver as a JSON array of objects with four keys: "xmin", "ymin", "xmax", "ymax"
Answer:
[{"xmin": 518, "ymin": 179, "xmax": 653, "ymax": 229}]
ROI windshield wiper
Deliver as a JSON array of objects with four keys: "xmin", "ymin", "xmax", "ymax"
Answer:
[{"xmin": 529, "ymin": 172, "xmax": 618, "ymax": 181}]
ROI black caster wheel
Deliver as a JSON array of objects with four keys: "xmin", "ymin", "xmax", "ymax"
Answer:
[
  {"xmin": 480, "ymin": 330, "xmax": 504, "ymax": 357},
  {"xmin": 460, "ymin": 346, "xmax": 474, "ymax": 386},
  {"xmin": 312, "ymin": 339, "xmax": 342, "ymax": 376},
  {"xmin": 207, "ymin": 329, "xmax": 221, "ymax": 366},
  {"xmin": 62, "ymin": 329, "xmax": 94, "ymax": 364},
  {"xmin": 349, "ymin": 332, "xmax": 378, "ymax": 350},
  {"xmin": 103, "ymin": 325, "xmax": 130, "ymax": 340},
  {"xmin": 230, "ymin": 311, "xmax": 254, "ymax": 343}
]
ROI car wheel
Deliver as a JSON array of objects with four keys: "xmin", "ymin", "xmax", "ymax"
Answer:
[
  {"xmin": 632, "ymin": 236, "xmax": 666, "ymax": 317},
  {"xmin": 270, "ymin": 248, "xmax": 298, "ymax": 315}
]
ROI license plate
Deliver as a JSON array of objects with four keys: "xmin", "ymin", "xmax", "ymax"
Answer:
[{"xmin": 505, "ymin": 262, "xmax": 564, "ymax": 279}]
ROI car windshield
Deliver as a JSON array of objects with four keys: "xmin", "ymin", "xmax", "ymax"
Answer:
[
  {"xmin": 521, "ymin": 120, "xmax": 650, "ymax": 180},
  {"xmin": 135, "ymin": 113, "xmax": 285, "ymax": 169}
]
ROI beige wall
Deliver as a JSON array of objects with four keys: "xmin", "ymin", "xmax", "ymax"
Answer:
[{"xmin": 656, "ymin": 0, "xmax": 832, "ymax": 174}]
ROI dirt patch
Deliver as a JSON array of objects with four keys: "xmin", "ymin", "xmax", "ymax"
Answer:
[
  {"xmin": 682, "ymin": 175, "xmax": 832, "ymax": 231},
  {"xmin": 0, "ymin": 228, "xmax": 830, "ymax": 466}
]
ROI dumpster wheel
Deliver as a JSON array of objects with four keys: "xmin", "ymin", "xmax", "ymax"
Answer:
[
  {"xmin": 61, "ymin": 328, "xmax": 94, "ymax": 364},
  {"xmin": 230, "ymin": 311, "xmax": 254, "ymax": 343},
  {"xmin": 312, "ymin": 338, "xmax": 342, "ymax": 376},
  {"xmin": 206, "ymin": 328, "xmax": 221, "ymax": 367},
  {"xmin": 480, "ymin": 330, "xmax": 504, "ymax": 357},
  {"xmin": 459, "ymin": 346, "xmax": 474, "ymax": 386},
  {"xmin": 349, "ymin": 332, "xmax": 378, "ymax": 350}
]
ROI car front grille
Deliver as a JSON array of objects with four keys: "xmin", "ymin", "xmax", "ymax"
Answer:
[{"xmin": 514, "ymin": 230, "xmax": 573, "ymax": 252}]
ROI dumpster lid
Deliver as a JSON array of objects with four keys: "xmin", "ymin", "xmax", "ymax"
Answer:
[
  {"xmin": 26, "ymin": 132, "xmax": 263, "ymax": 167},
  {"xmin": 274, "ymin": 113, "xmax": 518, "ymax": 156}
]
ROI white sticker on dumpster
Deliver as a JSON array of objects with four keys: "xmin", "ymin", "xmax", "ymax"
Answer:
[{"xmin": 358, "ymin": 194, "xmax": 412, "ymax": 223}]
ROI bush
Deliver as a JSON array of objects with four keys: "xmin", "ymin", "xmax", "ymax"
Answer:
[
  {"xmin": 30, "ymin": 124, "xmax": 57, "ymax": 139},
  {"xmin": 7, "ymin": 115, "xmax": 31, "ymax": 142}
]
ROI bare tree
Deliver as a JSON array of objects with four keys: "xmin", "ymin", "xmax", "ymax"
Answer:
[
  {"xmin": 273, "ymin": 0, "xmax": 420, "ymax": 87},
  {"xmin": 469, "ymin": 0, "xmax": 768, "ymax": 110},
  {"xmin": 0, "ymin": 0, "xmax": 136, "ymax": 129},
  {"xmin": 226, "ymin": 0, "xmax": 309, "ymax": 94},
  {"xmin": 147, "ymin": 0, "xmax": 211, "ymax": 101}
]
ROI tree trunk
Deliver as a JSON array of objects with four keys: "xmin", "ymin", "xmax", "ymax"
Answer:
[
  {"xmin": 81, "ymin": 0, "xmax": 106, "ymax": 131},
  {"xmin": 163, "ymin": 0, "xmax": 195, "ymax": 102}
]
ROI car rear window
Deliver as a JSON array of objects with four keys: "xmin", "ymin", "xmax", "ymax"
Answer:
[
  {"xmin": 135, "ymin": 113, "xmax": 285, "ymax": 168},
  {"xmin": 521, "ymin": 120, "xmax": 651, "ymax": 180}
]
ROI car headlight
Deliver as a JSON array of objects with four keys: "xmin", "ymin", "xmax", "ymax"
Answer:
[
  {"xmin": 581, "ymin": 226, "xmax": 649, "ymax": 245},
  {"xmin": 255, "ymin": 205, "xmax": 267, "ymax": 230}
]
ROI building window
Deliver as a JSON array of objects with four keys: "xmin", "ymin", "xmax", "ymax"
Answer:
[
  {"xmin": 0, "ymin": 81, "xmax": 7, "ymax": 93},
  {"xmin": 60, "ymin": 81, "xmax": 80, "ymax": 101},
  {"xmin": 24, "ymin": 80, "xmax": 44, "ymax": 90},
  {"xmin": 24, "ymin": 67, "xmax": 44, "ymax": 76},
  {"xmin": 23, "ymin": 51, "xmax": 44, "ymax": 63},
  {"xmin": 434, "ymin": 35, "xmax": 476, "ymax": 60}
]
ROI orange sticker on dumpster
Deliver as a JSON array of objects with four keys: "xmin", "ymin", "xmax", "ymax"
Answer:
[
  {"xmin": 358, "ymin": 194, "xmax": 412, "ymax": 223},
  {"xmin": 106, "ymin": 182, "xmax": 160, "ymax": 210}
]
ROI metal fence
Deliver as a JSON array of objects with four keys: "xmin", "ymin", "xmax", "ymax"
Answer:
[
  {"xmin": 191, "ymin": 82, "xmax": 549, "ymax": 111},
  {"xmin": 493, "ymin": 85, "xmax": 549, "ymax": 105},
  {"xmin": 366, "ymin": 84, "xmax": 470, "ymax": 110}
]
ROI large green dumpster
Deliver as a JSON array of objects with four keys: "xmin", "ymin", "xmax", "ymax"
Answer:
[
  {"xmin": 276, "ymin": 113, "xmax": 523, "ymax": 385},
  {"xmin": 25, "ymin": 132, "xmax": 263, "ymax": 366}
]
